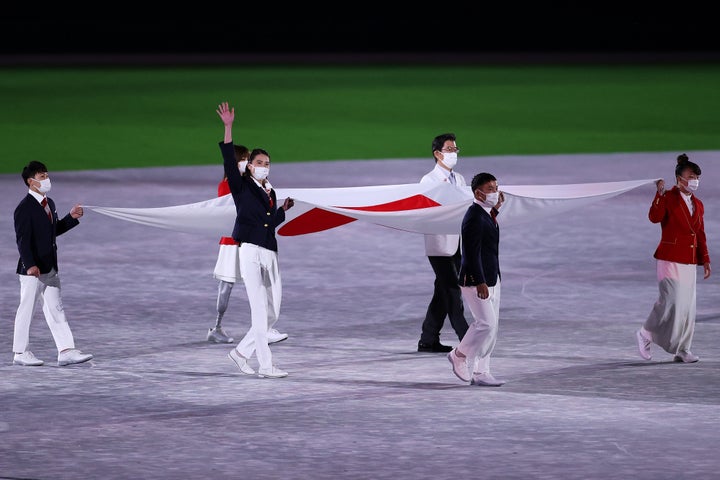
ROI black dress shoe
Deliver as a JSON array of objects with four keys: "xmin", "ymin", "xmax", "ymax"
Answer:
[{"xmin": 417, "ymin": 341, "xmax": 453, "ymax": 353}]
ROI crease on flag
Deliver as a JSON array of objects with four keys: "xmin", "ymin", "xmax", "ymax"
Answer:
[{"xmin": 85, "ymin": 178, "xmax": 659, "ymax": 237}]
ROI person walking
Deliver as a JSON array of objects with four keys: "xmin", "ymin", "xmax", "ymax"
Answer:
[
  {"xmin": 635, "ymin": 153, "xmax": 711, "ymax": 363},
  {"xmin": 417, "ymin": 133, "xmax": 469, "ymax": 353},
  {"xmin": 12, "ymin": 161, "xmax": 94, "ymax": 367},
  {"xmin": 447, "ymin": 172, "xmax": 506, "ymax": 386},
  {"xmin": 207, "ymin": 144, "xmax": 288, "ymax": 346},
  {"xmin": 216, "ymin": 101, "xmax": 294, "ymax": 379}
]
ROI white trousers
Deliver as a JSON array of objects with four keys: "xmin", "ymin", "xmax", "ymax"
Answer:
[
  {"xmin": 644, "ymin": 259, "xmax": 697, "ymax": 354},
  {"xmin": 236, "ymin": 243, "xmax": 282, "ymax": 369},
  {"xmin": 13, "ymin": 269, "xmax": 75, "ymax": 353},
  {"xmin": 458, "ymin": 281, "xmax": 501, "ymax": 375}
]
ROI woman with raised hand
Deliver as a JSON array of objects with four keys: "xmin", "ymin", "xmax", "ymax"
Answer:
[{"xmin": 215, "ymin": 101, "xmax": 294, "ymax": 379}]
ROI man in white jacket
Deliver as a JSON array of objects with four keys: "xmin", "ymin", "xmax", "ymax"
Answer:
[{"xmin": 417, "ymin": 133, "xmax": 469, "ymax": 352}]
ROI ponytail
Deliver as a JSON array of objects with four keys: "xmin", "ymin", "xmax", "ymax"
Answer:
[{"xmin": 675, "ymin": 153, "xmax": 701, "ymax": 177}]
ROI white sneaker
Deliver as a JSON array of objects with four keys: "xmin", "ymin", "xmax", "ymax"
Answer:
[
  {"xmin": 635, "ymin": 329, "xmax": 652, "ymax": 361},
  {"xmin": 447, "ymin": 348, "xmax": 471, "ymax": 382},
  {"xmin": 471, "ymin": 372, "xmax": 506, "ymax": 387},
  {"xmin": 207, "ymin": 327, "xmax": 234, "ymax": 344},
  {"xmin": 674, "ymin": 350, "xmax": 700, "ymax": 363},
  {"xmin": 13, "ymin": 351, "xmax": 44, "ymax": 366},
  {"xmin": 267, "ymin": 328, "xmax": 288, "ymax": 344},
  {"xmin": 228, "ymin": 349, "xmax": 255, "ymax": 375},
  {"xmin": 57, "ymin": 349, "xmax": 93, "ymax": 366},
  {"xmin": 257, "ymin": 365, "xmax": 288, "ymax": 378}
]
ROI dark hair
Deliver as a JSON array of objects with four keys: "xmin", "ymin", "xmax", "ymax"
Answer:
[
  {"xmin": 234, "ymin": 144, "xmax": 250, "ymax": 161},
  {"xmin": 431, "ymin": 133, "xmax": 456, "ymax": 161},
  {"xmin": 471, "ymin": 172, "xmax": 497, "ymax": 191},
  {"xmin": 675, "ymin": 153, "xmax": 701, "ymax": 177},
  {"xmin": 21, "ymin": 161, "xmax": 47, "ymax": 186},
  {"xmin": 243, "ymin": 148, "xmax": 271, "ymax": 178},
  {"xmin": 223, "ymin": 145, "xmax": 250, "ymax": 181}
]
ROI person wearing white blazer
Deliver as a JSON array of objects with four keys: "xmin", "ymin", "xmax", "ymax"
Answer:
[{"xmin": 417, "ymin": 133, "xmax": 470, "ymax": 353}]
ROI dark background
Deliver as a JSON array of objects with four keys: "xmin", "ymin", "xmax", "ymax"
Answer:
[{"xmin": 1, "ymin": 3, "xmax": 718, "ymax": 57}]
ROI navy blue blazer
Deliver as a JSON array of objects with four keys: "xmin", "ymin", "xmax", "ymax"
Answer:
[
  {"xmin": 458, "ymin": 202, "xmax": 500, "ymax": 287},
  {"xmin": 14, "ymin": 194, "xmax": 80, "ymax": 275},
  {"xmin": 220, "ymin": 141, "xmax": 286, "ymax": 252}
]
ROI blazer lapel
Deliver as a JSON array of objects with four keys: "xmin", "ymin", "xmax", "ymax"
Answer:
[
  {"xmin": 690, "ymin": 196, "xmax": 701, "ymax": 224},
  {"xmin": 478, "ymin": 204, "xmax": 497, "ymax": 229},
  {"xmin": 248, "ymin": 178, "xmax": 270, "ymax": 207},
  {"xmin": 672, "ymin": 189, "xmax": 693, "ymax": 229}
]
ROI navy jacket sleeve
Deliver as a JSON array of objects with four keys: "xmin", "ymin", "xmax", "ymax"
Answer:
[
  {"xmin": 14, "ymin": 195, "xmax": 79, "ymax": 275},
  {"xmin": 219, "ymin": 141, "xmax": 287, "ymax": 252},
  {"xmin": 458, "ymin": 204, "xmax": 500, "ymax": 287}
]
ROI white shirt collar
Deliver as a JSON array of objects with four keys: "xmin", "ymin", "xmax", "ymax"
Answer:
[
  {"xmin": 681, "ymin": 190, "xmax": 694, "ymax": 212},
  {"xmin": 251, "ymin": 177, "xmax": 273, "ymax": 191},
  {"xmin": 434, "ymin": 163, "xmax": 453, "ymax": 180},
  {"xmin": 473, "ymin": 198, "xmax": 493, "ymax": 214},
  {"xmin": 28, "ymin": 189, "xmax": 45, "ymax": 204}
]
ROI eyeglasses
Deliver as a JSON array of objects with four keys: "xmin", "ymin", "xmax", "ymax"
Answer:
[{"xmin": 441, "ymin": 147, "xmax": 460, "ymax": 153}]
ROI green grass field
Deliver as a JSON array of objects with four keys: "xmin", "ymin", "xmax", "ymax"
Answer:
[{"xmin": 1, "ymin": 63, "xmax": 719, "ymax": 173}]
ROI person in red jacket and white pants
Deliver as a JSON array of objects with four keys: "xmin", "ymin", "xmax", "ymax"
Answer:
[{"xmin": 636, "ymin": 153, "xmax": 711, "ymax": 363}]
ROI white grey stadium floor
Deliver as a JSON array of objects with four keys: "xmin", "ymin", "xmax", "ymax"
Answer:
[{"xmin": 0, "ymin": 152, "xmax": 718, "ymax": 480}]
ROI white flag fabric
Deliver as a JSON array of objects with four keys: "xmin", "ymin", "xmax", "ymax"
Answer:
[{"xmin": 85, "ymin": 178, "xmax": 658, "ymax": 237}]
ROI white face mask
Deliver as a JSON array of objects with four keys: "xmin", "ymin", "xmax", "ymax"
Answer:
[
  {"xmin": 238, "ymin": 160, "xmax": 248, "ymax": 173},
  {"xmin": 35, "ymin": 177, "xmax": 52, "ymax": 193},
  {"xmin": 481, "ymin": 192, "xmax": 499, "ymax": 208},
  {"xmin": 252, "ymin": 166, "xmax": 269, "ymax": 181},
  {"xmin": 687, "ymin": 179, "xmax": 699, "ymax": 191},
  {"xmin": 441, "ymin": 152, "xmax": 457, "ymax": 169}
]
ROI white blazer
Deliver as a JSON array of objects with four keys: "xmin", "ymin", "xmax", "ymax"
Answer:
[{"xmin": 420, "ymin": 163, "xmax": 466, "ymax": 256}]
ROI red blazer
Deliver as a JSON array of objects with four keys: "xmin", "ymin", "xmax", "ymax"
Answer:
[
  {"xmin": 218, "ymin": 178, "xmax": 231, "ymax": 197},
  {"xmin": 218, "ymin": 178, "xmax": 238, "ymax": 246},
  {"xmin": 649, "ymin": 186, "xmax": 710, "ymax": 265}
]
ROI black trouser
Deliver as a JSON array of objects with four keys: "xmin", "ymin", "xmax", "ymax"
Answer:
[{"xmin": 420, "ymin": 250, "xmax": 468, "ymax": 344}]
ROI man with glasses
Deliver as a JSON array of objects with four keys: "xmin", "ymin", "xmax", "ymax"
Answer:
[
  {"xmin": 12, "ymin": 161, "xmax": 93, "ymax": 367},
  {"xmin": 417, "ymin": 133, "xmax": 470, "ymax": 352}
]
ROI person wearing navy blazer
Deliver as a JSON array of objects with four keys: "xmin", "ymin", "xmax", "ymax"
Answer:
[
  {"xmin": 448, "ymin": 172, "xmax": 506, "ymax": 387},
  {"xmin": 12, "ymin": 161, "xmax": 93, "ymax": 367},
  {"xmin": 216, "ymin": 102, "xmax": 294, "ymax": 379}
]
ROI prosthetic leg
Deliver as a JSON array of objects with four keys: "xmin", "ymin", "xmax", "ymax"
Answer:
[{"xmin": 207, "ymin": 280, "xmax": 235, "ymax": 343}]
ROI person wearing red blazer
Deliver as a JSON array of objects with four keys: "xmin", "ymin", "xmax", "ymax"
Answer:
[{"xmin": 636, "ymin": 154, "xmax": 711, "ymax": 363}]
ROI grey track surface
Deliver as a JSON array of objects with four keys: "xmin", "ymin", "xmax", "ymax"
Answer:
[{"xmin": 1, "ymin": 152, "xmax": 718, "ymax": 480}]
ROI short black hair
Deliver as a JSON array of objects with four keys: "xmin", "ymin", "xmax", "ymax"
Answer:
[
  {"xmin": 431, "ymin": 133, "xmax": 456, "ymax": 159},
  {"xmin": 471, "ymin": 172, "xmax": 497, "ymax": 191},
  {"xmin": 21, "ymin": 161, "xmax": 47, "ymax": 186}
]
